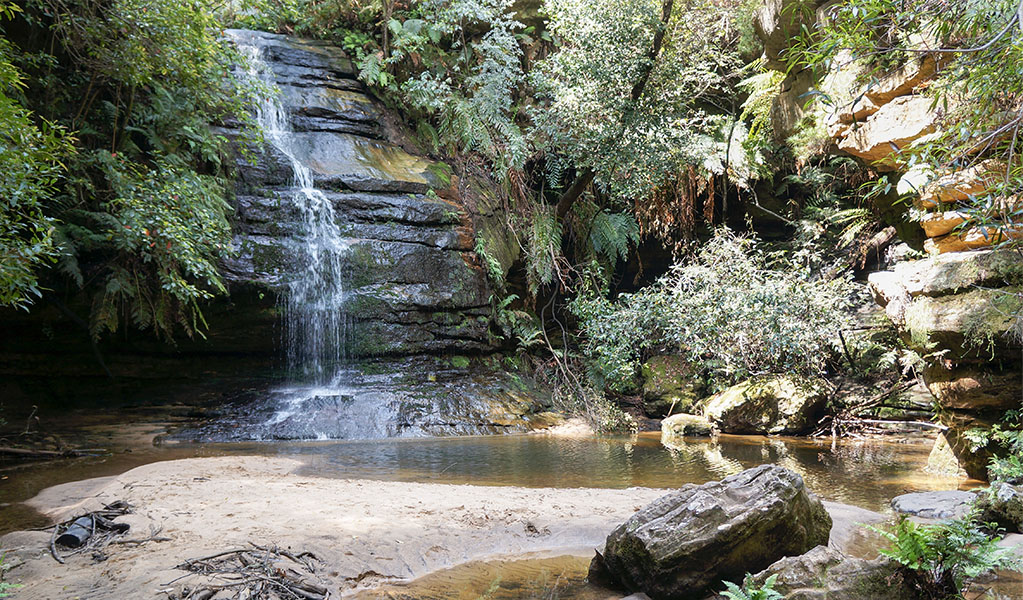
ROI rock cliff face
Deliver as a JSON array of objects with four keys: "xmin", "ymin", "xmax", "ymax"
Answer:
[
  {"xmin": 869, "ymin": 249, "xmax": 1021, "ymax": 478},
  {"xmin": 753, "ymin": 2, "xmax": 1021, "ymax": 479},
  {"xmin": 220, "ymin": 30, "xmax": 496, "ymax": 358},
  {"xmin": 0, "ymin": 31, "xmax": 539, "ymax": 434}
]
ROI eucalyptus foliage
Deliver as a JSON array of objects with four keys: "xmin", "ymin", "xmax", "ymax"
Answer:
[
  {"xmin": 532, "ymin": 0, "xmax": 748, "ymax": 202},
  {"xmin": 571, "ymin": 230, "xmax": 855, "ymax": 392}
]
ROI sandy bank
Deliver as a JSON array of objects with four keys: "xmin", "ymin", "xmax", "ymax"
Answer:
[{"xmin": 1, "ymin": 455, "xmax": 885, "ymax": 599}]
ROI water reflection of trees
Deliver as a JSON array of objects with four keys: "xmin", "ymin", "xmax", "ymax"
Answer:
[{"xmin": 660, "ymin": 436, "xmax": 954, "ymax": 507}]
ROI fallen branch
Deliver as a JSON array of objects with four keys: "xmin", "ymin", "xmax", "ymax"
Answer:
[
  {"xmin": 169, "ymin": 543, "xmax": 333, "ymax": 599},
  {"xmin": 0, "ymin": 446, "xmax": 82, "ymax": 459},
  {"xmin": 48, "ymin": 501, "xmax": 132, "ymax": 563}
]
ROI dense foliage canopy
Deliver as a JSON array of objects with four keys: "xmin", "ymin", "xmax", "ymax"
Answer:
[{"xmin": 0, "ymin": 0, "xmax": 256, "ymax": 338}]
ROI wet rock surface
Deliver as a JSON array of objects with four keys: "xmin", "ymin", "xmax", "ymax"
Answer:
[
  {"xmin": 174, "ymin": 357, "xmax": 555, "ymax": 441},
  {"xmin": 890, "ymin": 490, "xmax": 977, "ymax": 520},
  {"xmin": 595, "ymin": 465, "xmax": 831, "ymax": 600},
  {"xmin": 221, "ymin": 29, "xmax": 493, "ymax": 358}
]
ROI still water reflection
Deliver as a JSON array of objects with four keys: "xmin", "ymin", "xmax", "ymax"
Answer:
[
  {"xmin": 270, "ymin": 432, "xmax": 962, "ymax": 511},
  {"xmin": 1, "ymin": 431, "xmax": 967, "ymax": 536}
]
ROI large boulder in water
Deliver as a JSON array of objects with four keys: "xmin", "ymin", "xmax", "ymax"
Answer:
[
  {"xmin": 753, "ymin": 545, "xmax": 918, "ymax": 600},
  {"xmin": 594, "ymin": 465, "xmax": 831, "ymax": 600},
  {"xmin": 703, "ymin": 376, "xmax": 827, "ymax": 435}
]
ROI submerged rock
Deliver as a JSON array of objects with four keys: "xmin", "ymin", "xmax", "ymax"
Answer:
[
  {"xmin": 595, "ymin": 465, "xmax": 831, "ymax": 600},
  {"xmin": 753, "ymin": 545, "xmax": 917, "ymax": 600},
  {"xmin": 890, "ymin": 490, "xmax": 976, "ymax": 520},
  {"xmin": 702, "ymin": 376, "xmax": 828, "ymax": 435}
]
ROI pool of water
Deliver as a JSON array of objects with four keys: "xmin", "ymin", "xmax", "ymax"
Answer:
[
  {"xmin": 2, "ymin": 422, "xmax": 969, "ymax": 534},
  {"xmin": 266, "ymin": 432, "xmax": 964, "ymax": 511}
]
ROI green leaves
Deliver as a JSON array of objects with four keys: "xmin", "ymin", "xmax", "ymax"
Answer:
[
  {"xmin": 571, "ymin": 230, "xmax": 855, "ymax": 392},
  {"xmin": 532, "ymin": 0, "xmax": 747, "ymax": 203},
  {"xmin": 721, "ymin": 573, "xmax": 783, "ymax": 600},
  {"xmin": 869, "ymin": 513, "xmax": 1020, "ymax": 598},
  {"xmin": 92, "ymin": 155, "xmax": 232, "ymax": 340},
  {"xmin": 0, "ymin": 32, "xmax": 74, "ymax": 310}
]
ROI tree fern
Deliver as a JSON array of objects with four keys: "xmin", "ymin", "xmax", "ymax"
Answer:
[
  {"xmin": 589, "ymin": 210, "xmax": 639, "ymax": 264},
  {"xmin": 525, "ymin": 207, "xmax": 563, "ymax": 296}
]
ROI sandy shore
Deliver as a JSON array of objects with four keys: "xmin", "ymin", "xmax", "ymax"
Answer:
[{"xmin": 0, "ymin": 455, "xmax": 887, "ymax": 599}]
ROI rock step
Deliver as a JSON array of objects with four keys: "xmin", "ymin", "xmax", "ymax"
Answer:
[{"xmin": 236, "ymin": 190, "xmax": 463, "ymax": 227}]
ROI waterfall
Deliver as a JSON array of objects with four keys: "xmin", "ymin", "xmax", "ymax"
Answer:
[{"xmin": 232, "ymin": 36, "xmax": 349, "ymax": 384}]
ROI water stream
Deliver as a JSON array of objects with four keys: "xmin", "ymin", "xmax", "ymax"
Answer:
[{"xmin": 233, "ymin": 34, "xmax": 350, "ymax": 386}]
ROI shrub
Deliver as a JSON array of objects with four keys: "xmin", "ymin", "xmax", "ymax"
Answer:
[
  {"xmin": 869, "ymin": 513, "xmax": 1020, "ymax": 599},
  {"xmin": 571, "ymin": 229, "xmax": 855, "ymax": 392}
]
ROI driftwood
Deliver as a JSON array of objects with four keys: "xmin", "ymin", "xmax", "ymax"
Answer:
[
  {"xmin": 811, "ymin": 380, "xmax": 934, "ymax": 439},
  {"xmin": 49, "ymin": 501, "xmax": 133, "ymax": 563},
  {"xmin": 0, "ymin": 446, "xmax": 83, "ymax": 459},
  {"xmin": 167, "ymin": 542, "xmax": 332, "ymax": 600},
  {"xmin": 1, "ymin": 406, "xmax": 102, "ymax": 461}
]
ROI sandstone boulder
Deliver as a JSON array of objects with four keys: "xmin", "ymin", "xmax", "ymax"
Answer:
[
  {"xmin": 927, "ymin": 433, "xmax": 968, "ymax": 477},
  {"xmin": 919, "ymin": 211, "xmax": 969, "ymax": 238},
  {"xmin": 870, "ymin": 248, "xmax": 1021, "ymax": 298},
  {"xmin": 660, "ymin": 413, "xmax": 714, "ymax": 442},
  {"xmin": 752, "ymin": 545, "xmax": 918, "ymax": 600},
  {"xmin": 941, "ymin": 411, "xmax": 998, "ymax": 480},
  {"xmin": 917, "ymin": 160, "xmax": 1005, "ymax": 209},
  {"xmin": 837, "ymin": 95, "xmax": 938, "ymax": 169},
  {"xmin": 596, "ymin": 465, "xmax": 831, "ymax": 600},
  {"xmin": 976, "ymin": 482, "xmax": 1023, "ymax": 533},
  {"xmin": 923, "ymin": 364, "xmax": 1022, "ymax": 411},
  {"xmin": 862, "ymin": 54, "xmax": 941, "ymax": 105},
  {"xmin": 703, "ymin": 376, "xmax": 828, "ymax": 435},
  {"xmin": 924, "ymin": 225, "xmax": 1023, "ymax": 255},
  {"xmin": 902, "ymin": 286, "xmax": 1021, "ymax": 356}
]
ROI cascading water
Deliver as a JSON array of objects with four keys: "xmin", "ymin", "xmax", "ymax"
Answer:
[
  {"xmin": 180, "ymin": 30, "xmax": 548, "ymax": 443},
  {"xmin": 230, "ymin": 34, "xmax": 362, "ymax": 435},
  {"xmin": 233, "ymin": 36, "xmax": 350, "ymax": 385}
]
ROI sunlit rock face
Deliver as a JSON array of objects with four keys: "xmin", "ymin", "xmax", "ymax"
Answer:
[
  {"xmin": 702, "ymin": 375, "xmax": 829, "ymax": 435},
  {"xmin": 868, "ymin": 249, "xmax": 1022, "ymax": 479},
  {"xmin": 219, "ymin": 29, "xmax": 494, "ymax": 360}
]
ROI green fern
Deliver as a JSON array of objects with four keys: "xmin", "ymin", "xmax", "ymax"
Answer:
[
  {"xmin": 867, "ymin": 514, "xmax": 1020, "ymax": 598},
  {"xmin": 525, "ymin": 207, "xmax": 563, "ymax": 296},
  {"xmin": 589, "ymin": 210, "xmax": 639, "ymax": 264},
  {"xmin": 721, "ymin": 573, "xmax": 783, "ymax": 600}
]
